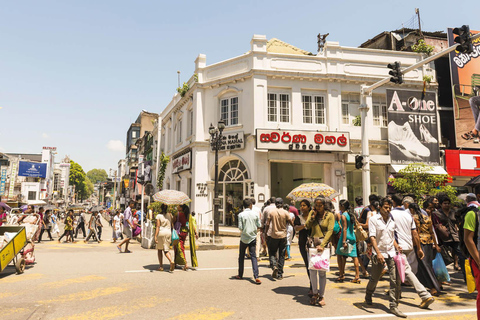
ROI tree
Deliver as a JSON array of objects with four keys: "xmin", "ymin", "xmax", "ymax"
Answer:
[
  {"xmin": 86, "ymin": 168, "xmax": 108, "ymax": 184},
  {"xmin": 84, "ymin": 178, "xmax": 94, "ymax": 198},
  {"xmin": 69, "ymin": 160, "xmax": 88, "ymax": 201},
  {"xmin": 389, "ymin": 163, "xmax": 457, "ymax": 205}
]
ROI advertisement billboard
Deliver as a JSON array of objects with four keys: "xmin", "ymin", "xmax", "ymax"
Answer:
[
  {"xmin": 387, "ymin": 89, "xmax": 440, "ymax": 165},
  {"xmin": 448, "ymin": 28, "xmax": 480, "ymax": 149},
  {"xmin": 17, "ymin": 161, "xmax": 47, "ymax": 178}
]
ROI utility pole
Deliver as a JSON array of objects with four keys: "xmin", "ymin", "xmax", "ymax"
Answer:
[
  {"xmin": 415, "ymin": 8, "xmax": 422, "ymax": 36},
  {"xmin": 113, "ymin": 170, "xmax": 117, "ymax": 210}
]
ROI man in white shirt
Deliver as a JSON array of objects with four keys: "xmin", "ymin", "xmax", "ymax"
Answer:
[
  {"xmin": 391, "ymin": 194, "xmax": 435, "ymax": 309},
  {"xmin": 250, "ymin": 198, "xmax": 262, "ymax": 258},
  {"xmin": 365, "ymin": 197, "xmax": 406, "ymax": 318}
]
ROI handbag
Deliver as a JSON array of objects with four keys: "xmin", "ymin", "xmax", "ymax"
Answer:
[
  {"xmin": 394, "ymin": 253, "xmax": 407, "ymax": 283},
  {"xmin": 308, "ymin": 247, "xmax": 330, "ymax": 271},
  {"xmin": 353, "ymin": 217, "xmax": 368, "ymax": 242}
]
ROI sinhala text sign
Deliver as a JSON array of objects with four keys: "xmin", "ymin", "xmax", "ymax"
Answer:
[
  {"xmin": 256, "ymin": 129, "xmax": 350, "ymax": 152},
  {"xmin": 387, "ymin": 89, "xmax": 440, "ymax": 165}
]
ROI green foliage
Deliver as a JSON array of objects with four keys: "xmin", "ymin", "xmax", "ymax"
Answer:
[
  {"xmin": 176, "ymin": 82, "xmax": 190, "ymax": 97},
  {"xmin": 193, "ymin": 73, "xmax": 198, "ymax": 82},
  {"xmin": 352, "ymin": 115, "xmax": 361, "ymax": 126},
  {"xmin": 148, "ymin": 202, "xmax": 163, "ymax": 215},
  {"xmin": 157, "ymin": 152, "xmax": 170, "ymax": 190},
  {"xmin": 412, "ymin": 39, "xmax": 435, "ymax": 56},
  {"xmin": 84, "ymin": 178, "xmax": 94, "ymax": 198},
  {"xmin": 69, "ymin": 160, "xmax": 88, "ymax": 200},
  {"xmin": 389, "ymin": 163, "xmax": 457, "ymax": 206},
  {"xmin": 423, "ymin": 75, "xmax": 433, "ymax": 84},
  {"xmin": 86, "ymin": 168, "xmax": 108, "ymax": 184}
]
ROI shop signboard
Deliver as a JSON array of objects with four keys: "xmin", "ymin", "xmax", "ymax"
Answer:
[
  {"xmin": 8, "ymin": 161, "xmax": 18, "ymax": 199},
  {"xmin": 172, "ymin": 151, "xmax": 192, "ymax": 173},
  {"xmin": 0, "ymin": 168, "xmax": 7, "ymax": 196},
  {"xmin": 447, "ymin": 28, "xmax": 480, "ymax": 149},
  {"xmin": 255, "ymin": 129, "xmax": 350, "ymax": 152},
  {"xmin": 212, "ymin": 131, "xmax": 245, "ymax": 152},
  {"xmin": 17, "ymin": 161, "xmax": 47, "ymax": 178},
  {"xmin": 386, "ymin": 89, "xmax": 440, "ymax": 166},
  {"xmin": 445, "ymin": 149, "xmax": 480, "ymax": 176}
]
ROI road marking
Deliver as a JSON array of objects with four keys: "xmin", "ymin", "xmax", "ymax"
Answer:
[
  {"xmin": 0, "ymin": 307, "xmax": 28, "ymax": 317},
  {"xmin": 43, "ymin": 275, "xmax": 106, "ymax": 288},
  {"xmin": 38, "ymin": 286, "xmax": 130, "ymax": 303},
  {"xmin": 126, "ymin": 267, "xmax": 251, "ymax": 272},
  {"xmin": 125, "ymin": 270, "xmax": 153, "ymax": 273},
  {"xmin": 167, "ymin": 307, "xmax": 234, "ymax": 320},
  {"xmin": 54, "ymin": 297, "xmax": 170, "ymax": 320},
  {"xmin": 0, "ymin": 273, "xmax": 43, "ymax": 283},
  {"xmin": 279, "ymin": 308, "xmax": 477, "ymax": 320},
  {"xmin": 0, "ymin": 292, "xmax": 18, "ymax": 299}
]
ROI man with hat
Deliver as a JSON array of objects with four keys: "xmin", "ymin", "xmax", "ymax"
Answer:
[{"xmin": 265, "ymin": 197, "xmax": 292, "ymax": 280}]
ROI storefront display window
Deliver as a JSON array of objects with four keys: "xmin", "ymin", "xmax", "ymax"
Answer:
[{"xmin": 271, "ymin": 162, "xmax": 324, "ymax": 201}]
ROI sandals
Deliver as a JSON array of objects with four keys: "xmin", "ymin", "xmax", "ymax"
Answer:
[
  {"xmin": 170, "ymin": 263, "xmax": 175, "ymax": 272},
  {"xmin": 335, "ymin": 276, "xmax": 345, "ymax": 283},
  {"xmin": 318, "ymin": 297, "xmax": 326, "ymax": 306},
  {"xmin": 361, "ymin": 272, "xmax": 370, "ymax": 279},
  {"xmin": 310, "ymin": 294, "xmax": 319, "ymax": 305},
  {"xmin": 462, "ymin": 130, "xmax": 479, "ymax": 140},
  {"xmin": 351, "ymin": 278, "xmax": 361, "ymax": 284},
  {"xmin": 157, "ymin": 267, "xmax": 164, "ymax": 271}
]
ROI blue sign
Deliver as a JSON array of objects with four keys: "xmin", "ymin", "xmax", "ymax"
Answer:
[
  {"xmin": 0, "ymin": 168, "xmax": 7, "ymax": 196},
  {"xmin": 107, "ymin": 202, "xmax": 111, "ymax": 208},
  {"xmin": 18, "ymin": 161, "xmax": 47, "ymax": 178}
]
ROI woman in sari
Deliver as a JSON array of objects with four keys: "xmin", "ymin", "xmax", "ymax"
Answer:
[
  {"xmin": 188, "ymin": 208, "xmax": 198, "ymax": 269},
  {"xmin": 411, "ymin": 201, "xmax": 442, "ymax": 296},
  {"xmin": 174, "ymin": 204, "xmax": 190, "ymax": 270}
]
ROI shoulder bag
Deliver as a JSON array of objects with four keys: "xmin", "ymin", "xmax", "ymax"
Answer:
[{"xmin": 353, "ymin": 216, "xmax": 368, "ymax": 242}]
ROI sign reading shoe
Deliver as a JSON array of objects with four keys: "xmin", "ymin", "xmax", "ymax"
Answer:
[{"xmin": 387, "ymin": 89, "xmax": 440, "ymax": 165}]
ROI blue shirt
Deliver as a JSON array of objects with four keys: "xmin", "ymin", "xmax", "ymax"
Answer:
[{"xmin": 238, "ymin": 208, "xmax": 261, "ymax": 244}]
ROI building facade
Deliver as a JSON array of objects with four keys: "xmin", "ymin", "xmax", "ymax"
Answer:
[{"xmin": 157, "ymin": 34, "xmax": 434, "ymax": 225}]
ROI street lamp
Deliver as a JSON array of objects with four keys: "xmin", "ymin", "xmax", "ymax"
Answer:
[{"xmin": 209, "ymin": 120, "xmax": 225, "ymax": 238}]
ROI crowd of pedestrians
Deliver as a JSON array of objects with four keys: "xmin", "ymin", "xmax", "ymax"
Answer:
[{"xmin": 233, "ymin": 191, "xmax": 479, "ymax": 319}]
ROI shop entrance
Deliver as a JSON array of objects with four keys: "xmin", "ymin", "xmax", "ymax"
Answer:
[
  {"xmin": 215, "ymin": 159, "xmax": 249, "ymax": 226},
  {"xmin": 271, "ymin": 162, "xmax": 325, "ymax": 202}
]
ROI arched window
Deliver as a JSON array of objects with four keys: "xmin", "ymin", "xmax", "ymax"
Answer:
[{"xmin": 218, "ymin": 159, "xmax": 249, "ymax": 182}]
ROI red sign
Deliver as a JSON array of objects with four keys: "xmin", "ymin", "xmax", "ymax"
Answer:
[
  {"xmin": 256, "ymin": 129, "xmax": 350, "ymax": 152},
  {"xmin": 445, "ymin": 150, "xmax": 480, "ymax": 176},
  {"xmin": 172, "ymin": 151, "xmax": 192, "ymax": 173}
]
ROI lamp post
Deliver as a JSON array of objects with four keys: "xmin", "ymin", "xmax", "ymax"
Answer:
[{"xmin": 209, "ymin": 120, "xmax": 225, "ymax": 238}]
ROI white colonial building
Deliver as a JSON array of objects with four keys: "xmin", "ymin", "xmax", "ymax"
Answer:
[{"xmin": 157, "ymin": 35, "xmax": 434, "ymax": 226}]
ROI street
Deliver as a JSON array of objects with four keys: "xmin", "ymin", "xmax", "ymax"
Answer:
[{"xmin": 0, "ymin": 225, "xmax": 477, "ymax": 320}]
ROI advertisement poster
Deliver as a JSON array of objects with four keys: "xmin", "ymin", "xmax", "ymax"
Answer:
[
  {"xmin": 448, "ymin": 28, "xmax": 480, "ymax": 148},
  {"xmin": 0, "ymin": 168, "xmax": 7, "ymax": 196},
  {"xmin": 17, "ymin": 161, "xmax": 47, "ymax": 178},
  {"xmin": 387, "ymin": 89, "xmax": 440, "ymax": 165}
]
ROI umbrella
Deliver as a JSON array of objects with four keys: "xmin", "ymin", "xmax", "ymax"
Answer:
[
  {"xmin": 287, "ymin": 183, "xmax": 340, "ymax": 202},
  {"xmin": 0, "ymin": 202, "xmax": 11, "ymax": 211},
  {"xmin": 465, "ymin": 175, "xmax": 480, "ymax": 186},
  {"xmin": 27, "ymin": 199, "xmax": 47, "ymax": 205},
  {"xmin": 20, "ymin": 205, "xmax": 28, "ymax": 212},
  {"xmin": 152, "ymin": 190, "xmax": 191, "ymax": 205}
]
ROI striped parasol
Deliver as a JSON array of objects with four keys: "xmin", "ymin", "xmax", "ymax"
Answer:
[
  {"xmin": 287, "ymin": 183, "xmax": 339, "ymax": 202},
  {"xmin": 152, "ymin": 190, "xmax": 191, "ymax": 205}
]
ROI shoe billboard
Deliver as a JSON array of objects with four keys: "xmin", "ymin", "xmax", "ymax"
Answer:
[
  {"xmin": 387, "ymin": 89, "xmax": 440, "ymax": 165},
  {"xmin": 448, "ymin": 28, "xmax": 480, "ymax": 149}
]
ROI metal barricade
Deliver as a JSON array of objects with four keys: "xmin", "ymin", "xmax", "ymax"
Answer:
[{"xmin": 196, "ymin": 210, "xmax": 214, "ymax": 244}]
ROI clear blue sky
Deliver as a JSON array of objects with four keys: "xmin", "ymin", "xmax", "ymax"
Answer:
[{"xmin": 0, "ymin": 0, "xmax": 476, "ymax": 172}]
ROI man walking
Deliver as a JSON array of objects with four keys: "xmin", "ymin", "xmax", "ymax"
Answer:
[
  {"xmin": 365, "ymin": 197, "xmax": 406, "ymax": 318},
  {"xmin": 117, "ymin": 200, "xmax": 135, "ymax": 253},
  {"xmin": 265, "ymin": 197, "xmax": 290, "ymax": 280},
  {"xmin": 84, "ymin": 211, "xmax": 100, "ymax": 243},
  {"xmin": 96, "ymin": 211, "xmax": 103, "ymax": 241},
  {"xmin": 390, "ymin": 194, "xmax": 435, "ymax": 309},
  {"xmin": 75, "ymin": 209, "xmax": 86, "ymax": 239},
  {"xmin": 236, "ymin": 198, "xmax": 262, "ymax": 284}
]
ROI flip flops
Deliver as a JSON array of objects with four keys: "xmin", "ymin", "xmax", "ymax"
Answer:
[{"xmin": 461, "ymin": 131, "xmax": 479, "ymax": 140}]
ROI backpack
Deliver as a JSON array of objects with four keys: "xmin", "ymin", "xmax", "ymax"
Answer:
[{"xmin": 458, "ymin": 206, "xmax": 480, "ymax": 259}]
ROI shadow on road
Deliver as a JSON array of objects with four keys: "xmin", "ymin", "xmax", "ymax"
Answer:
[{"xmin": 272, "ymin": 286, "xmax": 311, "ymax": 306}]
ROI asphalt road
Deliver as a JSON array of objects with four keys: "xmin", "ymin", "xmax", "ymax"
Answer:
[{"xmin": 0, "ymin": 225, "xmax": 477, "ymax": 320}]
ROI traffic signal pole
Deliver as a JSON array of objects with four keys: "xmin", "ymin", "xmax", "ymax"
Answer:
[{"xmin": 359, "ymin": 31, "xmax": 480, "ymax": 201}]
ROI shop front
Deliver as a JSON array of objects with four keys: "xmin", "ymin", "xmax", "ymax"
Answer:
[{"xmin": 445, "ymin": 150, "xmax": 480, "ymax": 193}]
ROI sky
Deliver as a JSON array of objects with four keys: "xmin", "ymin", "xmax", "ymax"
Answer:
[{"xmin": 0, "ymin": 0, "xmax": 477, "ymax": 172}]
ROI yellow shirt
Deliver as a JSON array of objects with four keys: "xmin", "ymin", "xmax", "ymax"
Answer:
[{"xmin": 305, "ymin": 210, "xmax": 335, "ymax": 248}]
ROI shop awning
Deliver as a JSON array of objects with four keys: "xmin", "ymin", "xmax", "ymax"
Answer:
[{"xmin": 390, "ymin": 165, "xmax": 448, "ymax": 175}]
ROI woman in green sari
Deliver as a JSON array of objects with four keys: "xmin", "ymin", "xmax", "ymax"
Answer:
[{"xmin": 189, "ymin": 210, "xmax": 198, "ymax": 269}]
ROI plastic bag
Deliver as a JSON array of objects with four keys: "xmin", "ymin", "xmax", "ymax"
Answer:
[
  {"xmin": 465, "ymin": 259, "xmax": 476, "ymax": 294},
  {"xmin": 394, "ymin": 253, "xmax": 406, "ymax": 283},
  {"xmin": 308, "ymin": 248, "xmax": 330, "ymax": 271},
  {"xmin": 432, "ymin": 252, "xmax": 450, "ymax": 283}
]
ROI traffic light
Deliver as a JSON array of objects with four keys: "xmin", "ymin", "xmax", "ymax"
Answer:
[
  {"xmin": 388, "ymin": 61, "xmax": 403, "ymax": 84},
  {"xmin": 453, "ymin": 25, "xmax": 473, "ymax": 54},
  {"xmin": 355, "ymin": 155, "xmax": 365, "ymax": 169}
]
